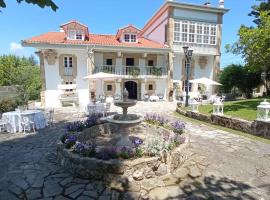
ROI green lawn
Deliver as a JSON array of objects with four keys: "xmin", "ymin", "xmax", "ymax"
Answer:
[{"xmin": 186, "ymin": 98, "xmax": 270, "ymax": 121}]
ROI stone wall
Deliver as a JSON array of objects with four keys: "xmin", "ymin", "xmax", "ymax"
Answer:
[
  {"xmin": 57, "ymin": 138, "xmax": 190, "ymax": 181},
  {"xmin": 176, "ymin": 108, "xmax": 270, "ymax": 139}
]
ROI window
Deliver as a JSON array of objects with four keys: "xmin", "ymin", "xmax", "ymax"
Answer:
[
  {"xmin": 76, "ymin": 33, "xmax": 83, "ymax": 40},
  {"xmin": 68, "ymin": 30, "xmax": 84, "ymax": 40},
  {"xmin": 106, "ymin": 59, "xmax": 113, "ymax": 66},
  {"xmin": 107, "ymin": 85, "xmax": 112, "ymax": 91},
  {"xmin": 174, "ymin": 20, "xmax": 217, "ymax": 45},
  {"xmin": 124, "ymin": 34, "xmax": 137, "ymax": 43},
  {"xmin": 131, "ymin": 34, "xmax": 137, "ymax": 42},
  {"xmin": 64, "ymin": 56, "xmax": 73, "ymax": 76},
  {"xmin": 124, "ymin": 34, "xmax": 130, "ymax": 42},
  {"xmin": 165, "ymin": 24, "xmax": 168, "ymax": 43},
  {"xmin": 148, "ymin": 84, "xmax": 153, "ymax": 90},
  {"xmin": 148, "ymin": 60, "xmax": 154, "ymax": 66},
  {"xmin": 182, "ymin": 81, "xmax": 192, "ymax": 92},
  {"xmin": 65, "ymin": 82, "xmax": 73, "ymax": 92}
]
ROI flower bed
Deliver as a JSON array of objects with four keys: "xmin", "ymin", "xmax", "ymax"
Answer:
[
  {"xmin": 60, "ymin": 114, "xmax": 186, "ymax": 161},
  {"xmin": 57, "ymin": 114, "xmax": 189, "ymax": 180}
]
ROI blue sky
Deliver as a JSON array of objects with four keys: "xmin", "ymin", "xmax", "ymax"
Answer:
[{"xmin": 0, "ymin": 0, "xmax": 258, "ymax": 67}]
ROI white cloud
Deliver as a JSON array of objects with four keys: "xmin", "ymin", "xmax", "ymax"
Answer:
[{"xmin": 10, "ymin": 42, "xmax": 23, "ymax": 52}]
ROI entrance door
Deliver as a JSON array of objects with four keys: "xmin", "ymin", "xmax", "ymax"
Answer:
[
  {"xmin": 124, "ymin": 81, "xmax": 137, "ymax": 99},
  {"xmin": 126, "ymin": 58, "xmax": 134, "ymax": 66}
]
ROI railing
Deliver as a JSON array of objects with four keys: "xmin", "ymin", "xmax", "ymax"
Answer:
[
  {"xmin": 64, "ymin": 67, "xmax": 73, "ymax": 76},
  {"xmin": 94, "ymin": 65, "xmax": 168, "ymax": 76}
]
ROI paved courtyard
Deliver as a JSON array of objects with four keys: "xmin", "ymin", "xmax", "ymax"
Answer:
[{"xmin": 0, "ymin": 102, "xmax": 269, "ymax": 199}]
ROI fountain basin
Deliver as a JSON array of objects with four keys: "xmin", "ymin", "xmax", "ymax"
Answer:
[
  {"xmin": 114, "ymin": 100, "xmax": 137, "ymax": 108},
  {"xmin": 106, "ymin": 114, "xmax": 143, "ymax": 147}
]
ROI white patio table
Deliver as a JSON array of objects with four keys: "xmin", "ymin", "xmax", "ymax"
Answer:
[
  {"xmin": 149, "ymin": 95, "xmax": 159, "ymax": 102},
  {"xmin": 2, "ymin": 110, "xmax": 46, "ymax": 133}
]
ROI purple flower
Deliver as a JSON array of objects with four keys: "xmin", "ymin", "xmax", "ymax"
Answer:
[
  {"xmin": 74, "ymin": 142, "xmax": 86, "ymax": 153},
  {"xmin": 132, "ymin": 137, "xmax": 143, "ymax": 147},
  {"xmin": 171, "ymin": 121, "xmax": 185, "ymax": 134}
]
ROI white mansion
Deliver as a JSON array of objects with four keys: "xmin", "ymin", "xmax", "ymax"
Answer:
[{"xmin": 22, "ymin": 0, "xmax": 228, "ymax": 108}]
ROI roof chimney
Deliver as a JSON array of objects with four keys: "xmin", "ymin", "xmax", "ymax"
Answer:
[
  {"xmin": 204, "ymin": 2, "xmax": 211, "ymax": 6},
  {"xmin": 219, "ymin": 0, "xmax": 224, "ymax": 8}
]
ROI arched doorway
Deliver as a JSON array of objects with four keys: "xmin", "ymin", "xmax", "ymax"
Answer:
[{"xmin": 124, "ymin": 81, "xmax": 137, "ymax": 99}]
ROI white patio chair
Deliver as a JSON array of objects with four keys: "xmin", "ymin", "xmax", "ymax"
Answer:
[
  {"xmin": 21, "ymin": 117, "xmax": 35, "ymax": 133},
  {"xmin": 105, "ymin": 102, "xmax": 111, "ymax": 116},
  {"xmin": 157, "ymin": 94, "xmax": 164, "ymax": 101},
  {"xmin": 88, "ymin": 105, "xmax": 97, "ymax": 116},
  {"xmin": 0, "ymin": 118, "xmax": 7, "ymax": 133},
  {"xmin": 143, "ymin": 94, "xmax": 149, "ymax": 102},
  {"xmin": 45, "ymin": 109, "xmax": 54, "ymax": 127}
]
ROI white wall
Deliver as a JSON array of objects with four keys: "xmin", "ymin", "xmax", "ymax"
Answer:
[
  {"xmin": 94, "ymin": 53, "xmax": 103, "ymax": 66},
  {"xmin": 143, "ymin": 10, "xmax": 168, "ymax": 44},
  {"xmin": 172, "ymin": 53, "xmax": 215, "ymax": 95},
  {"xmin": 173, "ymin": 8, "xmax": 218, "ymax": 23},
  {"xmin": 44, "ymin": 48, "xmax": 89, "ymax": 108},
  {"xmin": 156, "ymin": 79, "xmax": 167, "ymax": 100}
]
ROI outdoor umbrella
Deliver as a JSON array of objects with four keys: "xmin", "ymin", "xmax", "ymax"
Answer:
[
  {"xmin": 83, "ymin": 72, "xmax": 122, "ymax": 80},
  {"xmin": 189, "ymin": 77, "xmax": 222, "ymax": 86},
  {"xmin": 83, "ymin": 72, "xmax": 122, "ymax": 96}
]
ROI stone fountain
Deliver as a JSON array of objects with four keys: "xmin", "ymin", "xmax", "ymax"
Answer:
[{"xmin": 107, "ymin": 88, "xmax": 143, "ymax": 146}]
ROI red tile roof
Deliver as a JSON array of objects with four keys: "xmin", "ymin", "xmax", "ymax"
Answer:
[{"xmin": 23, "ymin": 32, "xmax": 167, "ymax": 49}]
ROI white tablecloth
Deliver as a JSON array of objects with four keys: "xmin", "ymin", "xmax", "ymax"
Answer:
[
  {"xmin": 149, "ymin": 95, "xmax": 159, "ymax": 102},
  {"xmin": 2, "ymin": 110, "xmax": 46, "ymax": 133},
  {"xmin": 87, "ymin": 103, "xmax": 106, "ymax": 114}
]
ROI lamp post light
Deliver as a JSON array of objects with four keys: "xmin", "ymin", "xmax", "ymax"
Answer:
[
  {"xmin": 183, "ymin": 45, "xmax": 193, "ymax": 107},
  {"xmin": 257, "ymin": 99, "xmax": 270, "ymax": 121}
]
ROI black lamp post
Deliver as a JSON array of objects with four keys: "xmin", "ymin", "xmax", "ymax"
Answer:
[
  {"xmin": 183, "ymin": 45, "xmax": 193, "ymax": 107},
  {"xmin": 261, "ymin": 72, "xmax": 267, "ymax": 96}
]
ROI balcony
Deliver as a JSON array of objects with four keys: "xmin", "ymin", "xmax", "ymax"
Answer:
[{"xmin": 94, "ymin": 65, "xmax": 168, "ymax": 77}]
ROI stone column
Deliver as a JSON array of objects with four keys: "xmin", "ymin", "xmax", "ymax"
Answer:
[
  {"xmin": 213, "ymin": 13, "xmax": 223, "ymax": 93},
  {"xmin": 36, "ymin": 51, "xmax": 46, "ymax": 106},
  {"xmin": 116, "ymin": 52, "xmax": 122, "ymax": 75},
  {"xmin": 167, "ymin": 8, "xmax": 174, "ymax": 101}
]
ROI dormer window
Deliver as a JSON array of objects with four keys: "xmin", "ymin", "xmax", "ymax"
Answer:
[
  {"xmin": 67, "ymin": 30, "xmax": 84, "ymax": 40},
  {"xmin": 124, "ymin": 34, "xmax": 137, "ymax": 43},
  {"xmin": 76, "ymin": 33, "xmax": 83, "ymax": 40},
  {"xmin": 61, "ymin": 20, "xmax": 89, "ymax": 41}
]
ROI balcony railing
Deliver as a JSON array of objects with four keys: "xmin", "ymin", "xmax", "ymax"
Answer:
[{"xmin": 94, "ymin": 65, "xmax": 168, "ymax": 76}]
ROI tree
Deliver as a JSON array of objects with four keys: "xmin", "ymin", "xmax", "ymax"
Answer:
[
  {"xmin": 226, "ymin": 11, "xmax": 270, "ymax": 94},
  {"xmin": 219, "ymin": 64, "xmax": 261, "ymax": 98},
  {"xmin": 0, "ymin": 55, "xmax": 41, "ymax": 104},
  {"xmin": 249, "ymin": 0, "xmax": 270, "ymax": 25},
  {"xmin": 0, "ymin": 0, "xmax": 58, "ymax": 11}
]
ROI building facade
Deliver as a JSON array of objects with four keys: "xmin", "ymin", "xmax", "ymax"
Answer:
[{"xmin": 22, "ymin": 0, "xmax": 228, "ymax": 108}]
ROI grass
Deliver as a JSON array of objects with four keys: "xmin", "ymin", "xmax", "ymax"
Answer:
[
  {"xmin": 184, "ymin": 98, "xmax": 270, "ymax": 121},
  {"xmin": 173, "ymin": 112, "xmax": 270, "ymax": 145}
]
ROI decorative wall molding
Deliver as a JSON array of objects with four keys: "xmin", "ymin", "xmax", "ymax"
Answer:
[
  {"xmin": 44, "ymin": 49, "xmax": 58, "ymax": 65},
  {"xmin": 198, "ymin": 56, "xmax": 208, "ymax": 69}
]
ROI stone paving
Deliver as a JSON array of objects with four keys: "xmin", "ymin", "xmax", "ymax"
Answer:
[{"xmin": 0, "ymin": 102, "xmax": 269, "ymax": 199}]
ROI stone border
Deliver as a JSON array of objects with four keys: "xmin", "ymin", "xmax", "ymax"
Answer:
[
  {"xmin": 176, "ymin": 108, "xmax": 270, "ymax": 139},
  {"xmin": 57, "ymin": 135, "xmax": 190, "ymax": 181}
]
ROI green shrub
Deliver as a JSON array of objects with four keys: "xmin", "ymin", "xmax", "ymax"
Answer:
[{"xmin": 0, "ymin": 98, "xmax": 18, "ymax": 114}]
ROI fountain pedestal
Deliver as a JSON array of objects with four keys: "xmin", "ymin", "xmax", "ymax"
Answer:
[{"xmin": 106, "ymin": 88, "xmax": 142, "ymax": 147}]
